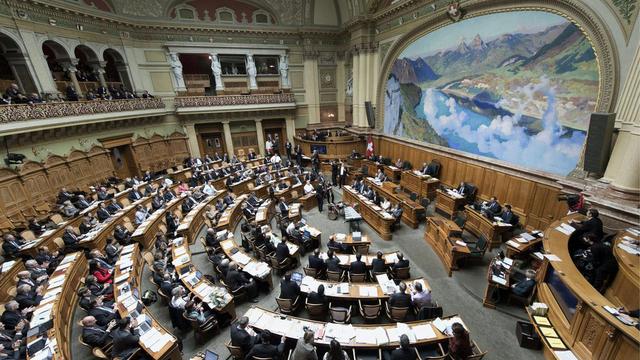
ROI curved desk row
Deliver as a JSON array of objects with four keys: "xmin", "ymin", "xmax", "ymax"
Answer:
[
  {"xmin": 132, "ymin": 191, "xmax": 187, "ymax": 248},
  {"xmin": 294, "ymin": 136, "xmax": 365, "ymax": 160},
  {"xmin": 342, "ymin": 185, "xmax": 395, "ymax": 240},
  {"xmin": 176, "ymin": 191, "xmax": 227, "ymax": 242},
  {"xmin": 26, "ymin": 252, "xmax": 86, "ymax": 360},
  {"xmin": 364, "ymin": 177, "xmax": 425, "ymax": 228},
  {"xmin": 0, "ymin": 259, "xmax": 25, "ymax": 303},
  {"xmin": 536, "ymin": 214, "xmax": 639, "ymax": 360},
  {"xmin": 216, "ymin": 195, "xmax": 248, "ymax": 231},
  {"xmin": 606, "ymin": 229, "xmax": 640, "ymax": 311},
  {"xmin": 244, "ymin": 306, "xmax": 462, "ymax": 349},
  {"xmin": 299, "ymin": 276, "xmax": 429, "ymax": 301},
  {"xmin": 114, "ymin": 244, "xmax": 181, "ymax": 359}
]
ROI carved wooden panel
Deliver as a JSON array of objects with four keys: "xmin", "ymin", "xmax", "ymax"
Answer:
[{"xmin": 574, "ymin": 309, "xmax": 608, "ymax": 359}]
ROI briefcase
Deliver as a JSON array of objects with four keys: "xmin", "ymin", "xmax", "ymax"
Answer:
[{"xmin": 516, "ymin": 321, "xmax": 542, "ymax": 349}]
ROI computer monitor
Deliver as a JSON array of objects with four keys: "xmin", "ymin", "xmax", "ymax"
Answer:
[
  {"xmin": 205, "ymin": 350, "xmax": 219, "ymax": 360},
  {"xmin": 291, "ymin": 271, "xmax": 303, "ymax": 286}
]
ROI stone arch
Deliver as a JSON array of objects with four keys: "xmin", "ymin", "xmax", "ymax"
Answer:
[{"xmin": 0, "ymin": 29, "xmax": 38, "ymax": 94}]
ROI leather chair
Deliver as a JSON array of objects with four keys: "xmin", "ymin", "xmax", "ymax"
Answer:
[
  {"xmin": 305, "ymin": 299, "xmax": 327, "ymax": 320},
  {"xmin": 270, "ymin": 256, "xmax": 292, "ymax": 275},
  {"xmin": 327, "ymin": 270, "xmax": 344, "ymax": 282},
  {"xmin": 329, "ymin": 302, "xmax": 352, "ymax": 324},
  {"xmin": 276, "ymin": 296, "xmax": 300, "ymax": 315},
  {"xmin": 358, "ymin": 299, "xmax": 382, "ymax": 322},
  {"xmin": 78, "ymin": 333, "xmax": 110, "ymax": 359},
  {"xmin": 182, "ymin": 311, "xmax": 219, "ymax": 344},
  {"xmin": 392, "ymin": 266, "xmax": 411, "ymax": 280},
  {"xmin": 415, "ymin": 302, "xmax": 443, "ymax": 320},
  {"xmin": 303, "ymin": 266, "xmax": 319, "ymax": 279},
  {"xmin": 467, "ymin": 236, "xmax": 488, "ymax": 260},
  {"xmin": 385, "ymin": 303, "xmax": 409, "ymax": 322},
  {"xmin": 225, "ymin": 341, "xmax": 244, "ymax": 360},
  {"xmin": 221, "ymin": 279, "xmax": 247, "ymax": 303},
  {"xmin": 348, "ymin": 272, "xmax": 367, "ymax": 282}
]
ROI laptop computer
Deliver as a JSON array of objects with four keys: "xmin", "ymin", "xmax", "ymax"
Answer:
[
  {"xmin": 291, "ymin": 271, "xmax": 303, "ymax": 286},
  {"xmin": 205, "ymin": 350, "xmax": 219, "ymax": 360}
]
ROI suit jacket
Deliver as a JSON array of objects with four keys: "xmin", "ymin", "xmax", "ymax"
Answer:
[
  {"xmin": 326, "ymin": 257, "xmax": 341, "ymax": 272},
  {"xmin": 77, "ymin": 199, "xmax": 92, "ymax": 209},
  {"xmin": 308, "ymin": 255, "xmax": 326, "ymax": 271},
  {"xmin": 581, "ymin": 217, "xmax": 604, "ymax": 240},
  {"xmin": 391, "ymin": 348, "xmax": 416, "ymax": 360},
  {"xmin": 205, "ymin": 233, "xmax": 220, "ymax": 248},
  {"xmin": 307, "ymin": 291, "xmax": 327, "ymax": 306},
  {"xmin": 279, "ymin": 280, "xmax": 300, "ymax": 300},
  {"xmin": 16, "ymin": 292, "xmax": 40, "ymax": 309},
  {"xmin": 0, "ymin": 311, "xmax": 24, "ymax": 330},
  {"xmin": 128, "ymin": 190, "xmax": 142, "ymax": 202},
  {"xmin": 279, "ymin": 202, "xmax": 289, "ymax": 213},
  {"xmin": 83, "ymin": 325, "xmax": 112, "ymax": 348},
  {"xmin": 371, "ymin": 258, "xmax": 387, "ymax": 273},
  {"xmin": 349, "ymin": 260, "xmax": 366, "ymax": 274},
  {"xmin": 97, "ymin": 208, "xmax": 111, "ymax": 222},
  {"xmin": 2, "ymin": 239, "xmax": 22, "ymax": 257},
  {"xmin": 512, "ymin": 279, "xmax": 535, "ymax": 297},
  {"xmin": 394, "ymin": 259, "xmax": 410, "ymax": 269},
  {"xmin": 388, "ymin": 292, "xmax": 412, "ymax": 308},
  {"xmin": 111, "ymin": 328, "xmax": 139, "ymax": 359},
  {"xmin": 79, "ymin": 222, "xmax": 93, "ymax": 234},
  {"xmin": 226, "ymin": 270, "xmax": 250, "ymax": 291},
  {"xmin": 231, "ymin": 325, "xmax": 256, "ymax": 352},
  {"xmin": 89, "ymin": 306, "xmax": 117, "ymax": 326},
  {"xmin": 244, "ymin": 342, "xmax": 285, "ymax": 360},
  {"xmin": 63, "ymin": 231, "xmax": 80, "ymax": 247},
  {"xmin": 501, "ymin": 211, "xmax": 515, "ymax": 225},
  {"xmin": 275, "ymin": 242, "xmax": 290, "ymax": 262}
]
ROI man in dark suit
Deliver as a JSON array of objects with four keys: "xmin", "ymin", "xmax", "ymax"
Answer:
[
  {"xmin": 15, "ymin": 284, "xmax": 41, "ymax": 310},
  {"xmin": 127, "ymin": 186, "xmax": 143, "ymax": 202},
  {"xmin": 113, "ymin": 224, "xmax": 131, "ymax": 245},
  {"xmin": 393, "ymin": 253, "xmax": 410, "ymax": 270},
  {"xmin": 275, "ymin": 237, "xmax": 291, "ymax": 264},
  {"xmin": 349, "ymin": 253, "xmax": 366, "ymax": 274},
  {"xmin": 511, "ymin": 269, "xmax": 536, "ymax": 297},
  {"xmin": 81, "ymin": 315, "xmax": 115, "ymax": 349},
  {"xmin": 316, "ymin": 182, "xmax": 325, "ymax": 212},
  {"xmin": 390, "ymin": 334, "xmax": 416, "ymax": 360},
  {"xmin": 57, "ymin": 187, "xmax": 74, "ymax": 204},
  {"xmin": 230, "ymin": 316, "xmax": 258, "ymax": 352},
  {"xmin": 279, "ymin": 272, "xmax": 300, "ymax": 301},
  {"xmin": 0, "ymin": 301, "xmax": 26, "ymax": 330},
  {"xmin": 326, "ymin": 250, "xmax": 341, "ymax": 272},
  {"xmin": 372, "ymin": 251, "xmax": 388, "ymax": 273},
  {"xmin": 88, "ymin": 296, "xmax": 119, "ymax": 326},
  {"xmin": 75, "ymin": 194, "xmax": 93, "ymax": 210},
  {"xmin": 278, "ymin": 198, "xmax": 289, "ymax": 214},
  {"xmin": 572, "ymin": 208, "xmax": 604, "ymax": 241},
  {"xmin": 244, "ymin": 331, "xmax": 285, "ymax": 360},
  {"xmin": 307, "ymin": 249, "xmax": 326, "ymax": 274},
  {"xmin": 1, "ymin": 234, "xmax": 23, "ymax": 259},
  {"xmin": 388, "ymin": 282, "xmax": 412, "ymax": 308},
  {"xmin": 500, "ymin": 204, "xmax": 517, "ymax": 225},
  {"xmin": 62, "ymin": 226, "xmax": 82, "ymax": 252},
  {"xmin": 111, "ymin": 317, "xmax": 140, "ymax": 359},
  {"xmin": 96, "ymin": 203, "xmax": 111, "ymax": 222},
  {"xmin": 307, "ymin": 284, "xmax": 327, "ymax": 307},
  {"xmin": 106, "ymin": 200, "xmax": 122, "ymax": 214},
  {"xmin": 204, "ymin": 228, "xmax": 220, "ymax": 248},
  {"xmin": 225, "ymin": 263, "xmax": 259, "ymax": 301},
  {"xmin": 481, "ymin": 196, "xmax": 502, "ymax": 218}
]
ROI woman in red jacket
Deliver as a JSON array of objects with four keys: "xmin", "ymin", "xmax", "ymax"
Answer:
[{"xmin": 90, "ymin": 260, "xmax": 113, "ymax": 284}]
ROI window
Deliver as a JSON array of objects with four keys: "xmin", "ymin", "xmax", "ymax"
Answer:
[
  {"xmin": 175, "ymin": 5, "xmax": 198, "ymax": 20},
  {"xmin": 254, "ymin": 55, "xmax": 279, "ymax": 75},
  {"xmin": 254, "ymin": 12, "xmax": 270, "ymax": 24},
  {"xmin": 219, "ymin": 55, "xmax": 247, "ymax": 75},
  {"xmin": 216, "ymin": 8, "xmax": 235, "ymax": 23}
]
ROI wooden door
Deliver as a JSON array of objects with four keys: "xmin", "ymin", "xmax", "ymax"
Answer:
[
  {"xmin": 264, "ymin": 127, "xmax": 284, "ymax": 154},
  {"xmin": 111, "ymin": 145, "xmax": 139, "ymax": 179},
  {"xmin": 200, "ymin": 132, "xmax": 226, "ymax": 157}
]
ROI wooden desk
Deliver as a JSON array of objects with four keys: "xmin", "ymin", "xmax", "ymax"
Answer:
[
  {"xmin": 219, "ymin": 238, "xmax": 273, "ymax": 290},
  {"xmin": 536, "ymin": 215, "xmax": 640, "ymax": 360},
  {"xmin": 299, "ymin": 192, "xmax": 318, "ymax": 211},
  {"xmin": 333, "ymin": 233, "xmax": 371, "ymax": 250},
  {"xmin": 176, "ymin": 191, "xmax": 227, "ymax": 242},
  {"xmin": 482, "ymin": 257, "xmax": 514, "ymax": 309},
  {"xmin": 383, "ymin": 165, "xmax": 402, "ymax": 183},
  {"xmin": 299, "ymin": 276, "xmax": 429, "ymax": 301},
  {"xmin": 288, "ymin": 203, "xmax": 302, "ymax": 223},
  {"xmin": 114, "ymin": 244, "xmax": 181, "ymax": 359},
  {"xmin": 0, "ymin": 260, "xmax": 24, "ymax": 303},
  {"xmin": 401, "ymin": 170, "xmax": 440, "ymax": 199},
  {"xmin": 434, "ymin": 189, "xmax": 466, "ymax": 219},
  {"xmin": 216, "ymin": 195, "xmax": 248, "ymax": 231},
  {"xmin": 255, "ymin": 199, "xmax": 273, "ymax": 227},
  {"xmin": 364, "ymin": 178, "xmax": 425, "ymax": 228},
  {"xmin": 294, "ymin": 136, "xmax": 365, "ymax": 161},
  {"xmin": 132, "ymin": 194, "xmax": 185, "ymax": 249},
  {"xmin": 342, "ymin": 186, "xmax": 395, "ymax": 240},
  {"xmin": 464, "ymin": 206, "xmax": 511, "ymax": 250},
  {"xmin": 504, "ymin": 231, "xmax": 544, "ymax": 258},
  {"xmin": 230, "ymin": 178, "xmax": 252, "ymax": 196},
  {"xmin": 424, "ymin": 217, "xmax": 468, "ymax": 276},
  {"xmin": 320, "ymin": 251, "xmax": 401, "ymax": 269},
  {"xmin": 171, "ymin": 240, "xmax": 236, "ymax": 320},
  {"xmin": 26, "ymin": 252, "xmax": 86, "ymax": 360},
  {"xmin": 361, "ymin": 159, "xmax": 381, "ymax": 177},
  {"xmin": 243, "ymin": 306, "xmax": 459, "ymax": 349},
  {"xmin": 606, "ymin": 229, "xmax": 640, "ymax": 311}
]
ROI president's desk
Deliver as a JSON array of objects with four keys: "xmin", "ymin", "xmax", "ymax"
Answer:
[
  {"xmin": 463, "ymin": 205, "xmax": 511, "ymax": 250},
  {"xmin": 341, "ymin": 185, "xmax": 395, "ymax": 240},
  {"xmin": 401, "ymin": 171, "xmax": 440, "ymax": 200},
  {"xmin": 364, "ymin": 178, "xmax": 425, "ymax": 228},
  {"xmin": 424, "ymin": 217, "xmax": 468, "ymax": 276},
  {"xmin": 535, "ymin": 214, "xmax": 639, "ymax": 360}
]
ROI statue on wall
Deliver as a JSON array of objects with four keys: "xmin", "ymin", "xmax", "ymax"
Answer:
[
  {"xmin": 169, "ymin": 53, "xmax": 185, "ymax": 89},
  {"xmin": 246, "ymin": 54, "xmax": 258, "ymax": 89},
  {"xmin": 210, "ymin": 54, "xmax": 224, "ymax": 90},
  {"xmin": 279, "ymin": 54, "xmax": 290, "ymax": 88}
]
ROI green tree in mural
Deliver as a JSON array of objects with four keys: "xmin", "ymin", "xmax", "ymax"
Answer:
[{"xmin": 613, "ymin": 0, "xmax": 638, "ymax": 23}]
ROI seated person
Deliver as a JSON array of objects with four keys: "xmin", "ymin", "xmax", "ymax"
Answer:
[
  {"xmin": 88, "ymin": 296, "xmax": 119, "ymax": 326},
  {"xmin": 113, "ymin": 224, "xmax": 131, "ymax": 245},
  {"xmin": 371, "ymin": 251, "xmax": 387, "ymax": 273},
  {"xmin": 391, "ymin": 203, "xmax": 403, "ymax": 223},
  {"xmin": 389, "ymin": 334, "xmax": 416, "ymax": 360},
  {"xmin": 277, "ymin": 180, "xmax": 288, "ymax": 191},
  {"xmin": 134, "ymin": 204, "xmax": 149, "ymax": 225},
  {"xmin": 449, "ymin": 322, "xmax": 473, "ymax": 360},
  {"xmin": 388, "ymin": 282, "xmax": 411, "ymax": 308},
  {"xmin": 2, "ymin": 234, "xmax": 24, "ymax": 259},
  {"xmin": 381, "ymin": 197, "xmax": 391, "ymax": 211},
  {"xmin": 307, "ymin": 284, "xmax": 327, "ymax": 307},
  {"xmin": 393, "ymin": 253, "xmax": 410, "ymax": 270},
  {"xmin": 275, "ymin": 237, "xmax": 293, "ymax": 265},
  {"xmin": 205, "ymin": 228, "xmax": 220, "ymax": 248},
  {"xmin": 244, "ymin": 330, "xmax": 285, "ymax": 360},
  {"xmin": 184, "ymin": 300, "xmax": 216, "ymax": 326},
  {"xmin": 225, "ymin": 262, "xmax": 259, "ymax": 301},
  {"xmin": 326, "ymin": 235, "xmax": 347, "ymax": 253},
  {"xmin": 589, "ymin": 242, "xmax": 618, "ymax": 293},
  {"xmin": 395, "ymin": 158, "xmax": 403, "ymax": 169},
  {"xmin": 79, "ymin": 216, "xmax": 97, "ymax": 235},
  {"xmin": 81, "ymin": 315, "xmax": 116, "ymax": 349},
  {"xmin": 279, "ymin": 272, "xmax": 300, "ymax": 301},
  {"xmin": 61, "ymin": 200, "xmax": 79, "ymax": 218},
  {"xmin": 57, "ymin": 187, "xmax": 74, "ymax": 204},
  {"xmin": 307, "ymin": 249, "xmax": 326, "ymax": 274},
  {"xmin": 62, "ymin": 226, "xmax": 83, "ymax": 252},
  {"xmin": 76, "ymin": 194, "xmax": 93, "ymax": 210},
  {"xmin": 303, "ymin": 180, "xmax": 315, "ymax": 194},
  {"xmin": 96, "ymin": 203, "xmax": 111, "ymax": 222},
  {"xmin": 500, "ymin": 204, "xmax": 517, "ymax": 225},
  {"xmin": 349, "ymin": 253, "xmax": 366, "ymax": 274},
  {"xmin": 571, "ymin": 208, "xmax": 604, "ymax": 242},
  {"xmin": 242, "ymin": 203, "xmax": 256, "ymax": 219},
  {"xmin": 15, "ymin": 284, "xmax": 42, "ymax": 310},
  {"xmin": 111, "ymin": 317, "xmax": 140, "ymax": 360},
  {"xmin": 0, "ymin": 301, "xmax": 27, "ymax": 331},
  {"xmin": 481, "ymin": 196, "xmax": 502, "ymax": 218},
  {"xmin": 230, "ymin": 316, "xmax": 258, "ymax": 352},
  {"xmin": 106, "ymin": 200, "xmax": 122, "ymax": 214},
  {"xmin": 325, "ymin": 250, "xmax": 341, "ymax": 273},
  {"xmin": 410, "ymin": 281, "xmax": 432, "ymax": 308},
  {"xmin": 511, "ymin": 269, "xmax": 536, "ymax": 297}
]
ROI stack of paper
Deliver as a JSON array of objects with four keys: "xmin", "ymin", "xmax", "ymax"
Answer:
[
  {"xmin": 1, "ymin": 260, "xmax": 16, "ymax": 273},
  {"xmin": 555, "ymin": 223, "xmax": 575, "ymax": 235},
  {"xmin": 412, "ymin": 324, "xmax": 437, "ymax": 341}
]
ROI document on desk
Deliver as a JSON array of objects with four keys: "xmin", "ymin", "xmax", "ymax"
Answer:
[
  {"xmin": 491, "ymin": 275, "xmax": 507, "ymax": 286},
  {"xmin": 539, "ymin": 326, "xmax": 558, "ymax": 338},
  {"xmin": 543, "ymin": 254, "xmax": 562, "ymax": 262},
  {"xmin": 172, "ymin": 254, "xmax": 190, "ymax": 266},
  {"xmin": 384, "ymin": 253, "xmax": 399, "ymax": 264},
  {"xmin": 300, "ymin": 276, "xmax": 319, "ymax": 293},
  {"xmin": 506, "ymin": 240, "xmax": 521, "ymax": 248},
  {"xmin": 336, "ymin": 254, "xmax": 349, "ymax": 264},
  {"xmin": 556, "ymin": 223, "xmax": 575, "ymax": 235},
  {"xmin": 618, "ymin": 243, "xmax": 640, "ymax": 256},
  {"xmin": 337, "ymin": 283, "xmax": 350, "ymax": 294},
  {"xmin": 358, "ymin": 285, "xmax": 378, "ymax": 297},
  {"xmin": 355, "ymin": 328, "xmax": 379, "ymax": 344},
  {"xmin": 455, "ymin": 240, "xmax": 467, "ymax": 247},
  {"xmin": 231, "ymin": 252, "xmax": 252, "ymax": 265},
  {"xmin": 47, "ymin": 275, "xmax": 66, "ymax": 289},
  {"xmin": 174, "ymin": 245, "xmax": 187, "ymax": 257},
  {"xmin": 412, "ymin": 324, "xmax": 437, "ymax": 341},
  {"xmin": 521, "ymin": 233, "xmax": 536, "ymax": 241},
  {"xmin": 554, "ymin": 351, "xmax": 578, "ymax": 360}
]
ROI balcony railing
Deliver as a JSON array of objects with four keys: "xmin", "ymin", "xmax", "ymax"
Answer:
[
  {"xmin": 174, "ymin": 93, "xmax": 295, "ymax": 108},
  {"xmin": 0, "ymin": 98, "xmax": 165, "ymax": 124}
]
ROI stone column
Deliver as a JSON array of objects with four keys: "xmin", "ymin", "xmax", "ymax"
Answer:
[
  {"xmin": 286, "ymin": 116, "xmax": 296, "ymax": 143},
  {"xmin": 90, "ymin": 61, "xmax": 108, "ymax": 89},
  {"xmin": 351, "ymin": 50, "xmax": 361, "ymax": 127},
  {"xmin": 183, "ymin": 123, "xmax": 201, "ymax": 158},
  {"xmin": 17, "ymin": 29, "xmax": 59, "ymax": 96},
  {"xmin": 222, "ymin": 121, "xmax": 235, "ymax": 157},
  {"xmin": 602, "ymin": 46, "xmax": 640, "ymax": 198},
  {"xmin": 371, "ymin": 47, "xmax": 380, "ymax": 109},
  {"xmin": 210, "ymin": 53, "xmax": 224, "ymax": 91},
  {"xmin": 336, "ymin": 52, "xmax": 346, "ymax": 122},
  {"xmin": 255, "ymin": 119, "xmax": 266, "ymax": 155},
  {"xmin": 304, "ymin": 50, "xmax": 321, "ymax": 124},
  {"xmin": 62, "ymin": 59, "xmax": 83, "ymax": 97},
  {"xmin": 246, "ymin": 54, "xmax": 258, "ymax": 90}
]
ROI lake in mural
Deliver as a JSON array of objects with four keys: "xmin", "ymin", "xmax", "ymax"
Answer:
[{"xmin": 383, "ymin": 10, "xmax": 599, "ymax": 176}]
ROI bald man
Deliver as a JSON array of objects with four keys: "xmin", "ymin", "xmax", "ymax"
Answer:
[{"xmin": 82, "ymin": 315, "xmax": 116, "ymax": 349}]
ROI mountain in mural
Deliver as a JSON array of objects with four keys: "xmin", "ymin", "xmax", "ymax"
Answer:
[{"xmin": 391, "ymin": 57, "xmax": 439, "ymax": 84}]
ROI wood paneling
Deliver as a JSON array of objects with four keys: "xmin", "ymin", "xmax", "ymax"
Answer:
[
  {"xmin": 132, "ymin": 132, "xmax": 189, "ymax": 173},
  {"xmin": 374, "ymin": 136, "xmax": 567, "ymax": 230}
]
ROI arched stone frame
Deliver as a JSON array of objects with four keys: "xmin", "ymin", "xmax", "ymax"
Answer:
[
  {"xmin": 252, "ymin": 9, "xmax": 272, "ymax": 24},
  {"xmin": 216, "ymin": 7, "xmax": 237, "ymax": 24},
  {"xmin": 174, "ymin": 4, "xmax": 199, "ymax": 21},
  {"xmin": 375, "ymin": 0, "xmax": 620, "ymax": 129},
  {"xmin": 103, "ymin": 47, "xmax": 134, "ymax": 91},
  {"xmin": 0, "ymin": 28, "xmax": 39, "ymax": 94}
]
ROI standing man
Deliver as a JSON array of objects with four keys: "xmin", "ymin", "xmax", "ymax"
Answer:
[
  {"xmin": 285, "ymin": 140, "xmax": 293, "ymax": 160},
  {"xmin": 339, "ymin": 161, "xmax": 347, "ymax": 188},
  {"xmin": 316, "ymin": 181, "xmax": 325, "ymax": 213},
  {"xmin": 331, "ymin": 160, "xmax": 338, "ymax": 186}
]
